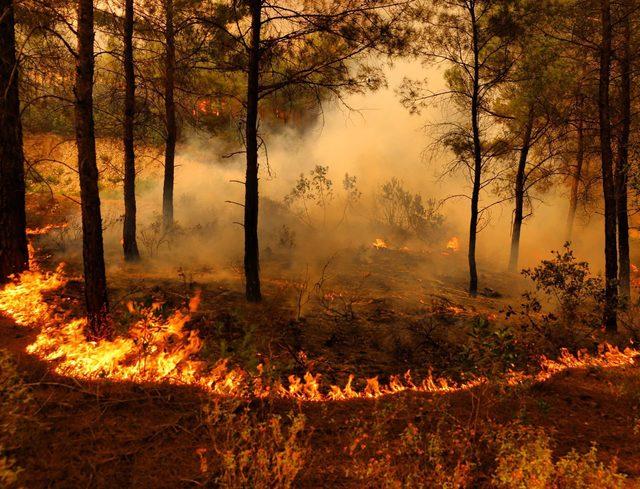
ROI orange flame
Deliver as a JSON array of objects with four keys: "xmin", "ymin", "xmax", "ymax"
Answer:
[
  {"xmin": 0, "ymin": 265, "xmax": 638, "ymax": 403},
  {"xmin": 372, "ymin": 238, "xmax": 388, "ymax": 250},
  {"xmin": 446, "ymin": 237, "xmax": 460, "ymax": 252}
]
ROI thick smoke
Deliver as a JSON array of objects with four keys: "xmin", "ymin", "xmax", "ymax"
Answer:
[{"xmin": 42, "ymin": 59, "xmax": 609, "ymax": 287}]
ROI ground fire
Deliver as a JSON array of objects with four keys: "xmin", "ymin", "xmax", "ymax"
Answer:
[{"xmin": 2, "ymin": 0, "xmax": 640, "ymax": 486}]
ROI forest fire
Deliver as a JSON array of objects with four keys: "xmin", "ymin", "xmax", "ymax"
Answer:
[
  {"xmin": 1, "ymin": 265, "xmax": 638, "ymax": 403},
  {"xmin": 446, "ymin": 236, "xmax": 460, "ymax": 252},
  {"xmin": 372, "ymin": 238, "xmax": 388, "ymax": 249}
]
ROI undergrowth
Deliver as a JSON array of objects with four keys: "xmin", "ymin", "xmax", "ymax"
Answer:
[
  {"xmin": 0, "ymin": 350, "xmax": 33, "ymax": 487},
  {"xmin": 199, "ymin": 400, "xmax": 310, "ymax": 488},
  {"xmin": 345, "ymin": 399, "xmax": 625, "ymax": 488}
]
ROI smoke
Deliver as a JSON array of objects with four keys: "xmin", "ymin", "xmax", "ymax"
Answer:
[{"xmin": 36, "ymin": 58, "xmax": 610, "ymax": 290}]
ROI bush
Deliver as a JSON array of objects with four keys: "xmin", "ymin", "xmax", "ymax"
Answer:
[
  {"xmin": 0, "ymin": 350, "xmax": 32, "ymax": 487},
  {"xmin": 376, "ymin": 178, "xmax": 444, "ymax": 243},
  {"xmin": 508, "ymin": 244, "xmax": 606, "ymax": 353},
  {"xmin": 494, "ymin": 425, "xmax": 624, "ymax": 489},
  {"xmin": 199, "ymin": 401, "xmax": 309, "ymax": 488}
]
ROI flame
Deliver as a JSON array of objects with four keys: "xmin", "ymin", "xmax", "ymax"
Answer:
[
  {"xmin": 26, "ymin": 223, "xmax": 69, "ymax": 235},
  {"xmin": 446, "ymin": 237, "xmax": 460, "ymax": 252},
  {"xmin": 372, "ymin": 238, "xmax": 388, "ymax": 250},
  {"xmin": 0, "ymin": 265, "xmax": 638, "ymax": 403}
]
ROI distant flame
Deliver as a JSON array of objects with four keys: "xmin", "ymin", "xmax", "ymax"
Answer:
[
  {"xmin": 446, "ymin": 237, "xmax": 460, "ymax": 252},
  {"xmin": 372, "ymin": 238, "xmax": 388, "ymax": 250}
]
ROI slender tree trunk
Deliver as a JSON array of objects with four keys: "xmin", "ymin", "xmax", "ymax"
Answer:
[
  {"xmin": 615, "ymin": 7, "xmax": 632, "ymax": 304},
  {"xmin": 75, "ymin": 0, "xmax": 109, "ymax": 337},
  {"xmin": 0, "ymin": 0, "xmax": 28, "ymax": 283},
  {"xmin": 598, "ymin": 0, "xmax": 618, "ymax": 332},
  {"xmin": 566, "ymin": 116, "xmax": 585, "ymax": 242},
  {"xmin": 244, "ymin": 0, "xmax": 262, "ymax": 302},
  {"xmin": 468, "ymin": 4, "xmax": 481, "ymax": 296},
  {"xmin": 508, "ymin": 109, "xmax": 534, "ymax": 273},
  {"xmin": 162, "ymin": 0, "xmax": 176, "ymax": 230},
  {"xmin": 122, "ymin": 0, "xmax": 140, "ymax": 261}
]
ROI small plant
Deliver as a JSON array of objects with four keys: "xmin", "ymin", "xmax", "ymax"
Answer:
[
  {"xmin": 554, "ymin": 445, "xmax": 625, "ymax": 488},
  {"xmin": 278, "ymin": 224, "xmax": 296, "ymax": 250},
  {"xmin": 284, "ymin": 165, "xmax": 361, "ymax": 230},
  {"xmin": 509, "ymin": 244, "xmax": 606, "ymax": 352},
  {"xmin": 200, "ymin": 401, "xmax": 309, "ymax": 488},
  {"xmin": 493, "ymin": 424, "xmax": 554, "ymax": 489},
  {"xmin": 494, "ymin": 425, "xmax": 625, "ymax": 489},
  {"xmin": 0, "ymin": 350, "xmax": 33, "ymax": 487},
  {"xmin": 522, "ymin": 243, "xmax": 604, "ymax": 322},
  {"xmin": 376, "ymin": 177, "xmax": 444, "ymax": 242},
  {"xmin": 462, "ymin": 317, "xmax": 522, "ymax": 377}
]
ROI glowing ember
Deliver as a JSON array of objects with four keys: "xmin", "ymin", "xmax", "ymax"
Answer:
[
  {"xmin": 446, "ymin": 236, "xmax": 460, "ymax": 252},
  {"xmin": 372, "ymin": 238, "xmax": 388, "ymax": 250},
  {"xmin": 26, "ymin": 223, "xmax": 69, "ymax": 235},
  {"xmin": 0, "ymin": 266, "xmax": 638, "ymax": 403}
]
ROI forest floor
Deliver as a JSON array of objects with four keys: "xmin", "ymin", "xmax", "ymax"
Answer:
[
  {"xmin": 2, "ymin": 195, "xmax": 640, "ymax": 487},
  {"xmin": 2, "ymin": 314, "xmax": 640, "ymax": 488}
]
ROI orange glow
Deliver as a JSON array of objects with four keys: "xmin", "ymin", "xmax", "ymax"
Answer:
[
  {"xmin": 372, "ymin": 238, "xmax": 388, "ymax": 250},
  {"xmin": 446, "ymin": 236, "xmax": 460, "ymax": 252},
  {"xmin": 0, "ymin": 266, "xmax": 638, "ymax": 403}
]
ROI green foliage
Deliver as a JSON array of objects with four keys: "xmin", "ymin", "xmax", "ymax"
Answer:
[
  {"xmin": 462, "ymin": 317, "xmax": 521, "ymax": 377},
  {"xmin": 494, "ymin": 426, "xmax": 624, "ymax": 489}
]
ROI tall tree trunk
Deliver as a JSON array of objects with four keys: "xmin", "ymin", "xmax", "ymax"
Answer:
[
  {"xmin": 162, "ymin": 0, "xmax": 176, "ymax": 230},
  {"xmin": 566, "ymin": 115, "xmax": 585, "ymax": 242},
  {"xmin": 468, "ymin": 3, "xmax": 481, "ymax": 296},
  {"xmin": 508, "ymin": 109, "xmax": 535, "ymax": 273},
  {"xmin": 122, "ymin": 0, "xmax": 140, "ymax": 261},
  {"xmin": 615, "ymin": 7, "xmax": 632, "ymax": 304},
  {"xmin": 244, "ymin": 0, "xmax": 262, "ymax": 302},
  {"xmin": 0, "ymin": 0, "xmax": 28, "ymax": 283},
  {"xmin": 75, "ymin": 0, "xmax": 109, "ymax": 337},
  {"xmin": 598, "ymin": 0, "xmax": 618, "ymax": 331}
]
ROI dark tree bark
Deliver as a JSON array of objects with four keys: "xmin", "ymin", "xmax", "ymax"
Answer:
[
  {"xmin": 122, "ymin": 0, "xmax": 140, "ymax": 261},
  {"xmin": 75, "ymin": 0, "xmax": 110, "ymax": 337},
  {"xmin": 508, "ymin": 109, "xmax": 535, "ymax": 273},
  {"xmin": 598, "ymin": 0, "xmax": 618, "ymax": 331},
  {"xmin": 0, "ymin": 0, "xmax": 28, "ymax": 283},
  {"xmin": 244, "ymin": 0, "xmax": 262, "ymax": 302},
  {"xmin": 566, "ymin": 115, "xmax": 585, "ymax": 242},
  {"xmin": 468, "ymin": 3, "xmax": 481, "ymax": 296},
  {"xmin": 615, "ymin": 7, "xmax": 632, "ymax": 304},
  {"xmin": 162, "ymin": 0, "xmax": 176, "ymax": 230}
]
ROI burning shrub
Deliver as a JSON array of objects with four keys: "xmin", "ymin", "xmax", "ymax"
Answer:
[
  {"xmin": 199, "ymin": 401, "xmax": 309, "ymax": 488},
  {"xmin": 376, "ymin": 178, "xmax": 444, "ymax": 243}
]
